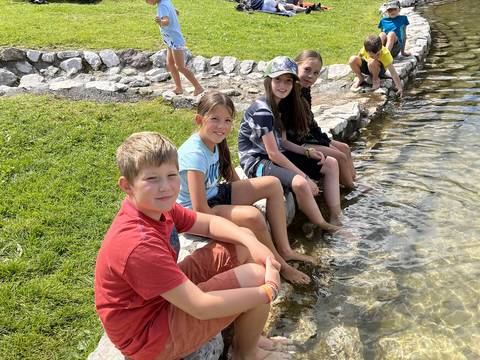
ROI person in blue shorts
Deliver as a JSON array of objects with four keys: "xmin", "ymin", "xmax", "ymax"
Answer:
[
  {"xmin": 378, "ymin": 1, "xmax": 411, "ymax": 58},
  {"xmin": 147, "ymin": 0, "xmax": 204, "ymax": 96}
]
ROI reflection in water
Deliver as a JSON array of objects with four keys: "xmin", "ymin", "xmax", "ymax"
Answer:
[{"xmin": 292, "ymin": 0, "xmax": 480, "ymax": 358}]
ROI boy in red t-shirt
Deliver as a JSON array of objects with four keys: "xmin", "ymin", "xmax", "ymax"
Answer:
[{"xmin": 94, "ymin": 132, "xmax": 291, "ymax": 360}]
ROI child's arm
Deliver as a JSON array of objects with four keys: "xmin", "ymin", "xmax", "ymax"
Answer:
[
  {"xmin": 401, "ymin": 28, "xmax": 411, "ymax": 56},
  {"xmin": 262, "ymin": 132, "xmax": 307, "ymax": 177},
  {"xmin": 189, "ymin": 212, "xmax": 275, "ymax": 265},
  {"xmin": 387, "ymin": 64, "xmax": 403, "ymax": 96},
  {"xmin": 231, "ymin": 166, "xmax": 241, "ymax": 182},
  {"xmin": 161, "ymin": 256, "xmax": 280, "ymax": 320},
  {"xmin": 187, "ymin": 170, "xmax": 215, "ymax": 215}
]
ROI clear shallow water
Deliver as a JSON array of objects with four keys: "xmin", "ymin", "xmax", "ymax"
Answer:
[{"xmin": 291, "ymin": 1, "xmax": 480, "ymax": 358}]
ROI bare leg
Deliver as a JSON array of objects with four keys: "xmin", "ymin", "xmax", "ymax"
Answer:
[
  {"xmin": 232, "ymin": 265, "xmax": 292, "ymax": 360},
  {"xmin": 166, "ymin": 48, "xmax": 183, "ymax": 94},
  {"xmin": 379, "ymin": 31, "xmax": 387, "ymax": 46},
  {"xmin": 330, "ymin": 140, "xmax": 356, "ymax": 179},
  {"xmin": 214, "ymin": 203, "xmax": 311, "ymax": 284},
  {"xmin": 319, "ymin": 157, "xmax": 342, "ymax": 225},
  {"xmin": 385, "ymin": 32, "xmax": 398, "ymax": 52},
  {"xmin": 291, "ymin": 175, "xmax": 339, "ymax": 232},
  {"xmin": 367, "ymin": 59, "xmax": 382, "ymax": 90},
  {"xmin": 348, "ymin": 55, "xmax": 365, "ymax": 90},
  {"xmin": 172, "ymin": 49, "xmax": 204, "ymax": 96},
  {"xmin": 311, "ymin": 144, "xmax": 354, "ymax": 188}
]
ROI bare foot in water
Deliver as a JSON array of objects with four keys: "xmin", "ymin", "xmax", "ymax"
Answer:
[
  {"xmin": 319, "ymin": 221, "xmax": 341, "ymax": 233},
  {"xmin": 281, "ymin": 248, "xmax": 316, "ymax": 265},
  {"xmin": 193, "ymin": 86, "xmax": 204, "ymax": 96},
  {"xmin": 258, "ymin": 336, "xmax": 297, "ymax": 352},
  {"xmin": 371, "ymin": 78, "xmax": 381, "ymax": 91},
  {"xmin": 281, "ymin": 263, "xmax": 310, "ymax": 284}
]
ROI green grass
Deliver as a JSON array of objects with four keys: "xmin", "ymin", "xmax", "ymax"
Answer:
[
  {"xmin": 0, "ymin": 95, "xmax": 205, "ymax": 359},
  {"xmin": 1, "ymin": 0, "xmax": 383, "ymax": 63}
]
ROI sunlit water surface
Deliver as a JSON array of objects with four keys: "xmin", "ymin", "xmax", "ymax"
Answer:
[{"xmin": 288, "ymin": 1, "xmax": 480, "ymax": 358}]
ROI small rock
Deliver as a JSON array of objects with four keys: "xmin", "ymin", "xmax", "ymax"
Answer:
[
  {"xmin": 146, "ymin": 68, "xmax": 166, "ymax": 77},
  {"xmin": 57, "ymin": 50, "xmax": 81, "ymax": 59},
  {"xmin": 122, "ymin": 67, "xmax": 138, "ymax": 76},
  {"xmin": 15, "ymin": 61, "xmax": 34, "ymax": 74},
  {"xmin": 26, "ymin": 50, "xmax": 42, "ymax": 63},
  {"xmin": 0, "ymin": 47, "xmax": 25, "ymax": 62},
  {"xmin": 107, "ymin": 67, "xmax": 122, "ymax": 76},
  {"xmin": 192, "ymin": 56, "xmax": 207, "ymax": 73},
  {"xmin": 49, "ymin": 79, "xmax": 84, "ymax": 91},
  {"xmin": 247, "ymin": 87, "xmax": 260, "ymax": 94},
  {"xmin": 129, "ymin": 78, "xmax": 151, "ymax": 87},
  {"xmin": 221, "ymin": 89, "xmax": 241, "ymax": 96},
  {"xmin": 222, "ymin": 56, "xmax": 237, "ymax": 73},
  {"xmin": 85, "ymin": 81, "xmax": 128, "ymax": 92},
  {"xmin": 19, "ymin": 74, "xmax": 45, "ymax": 89},
  {"xmin": 0, "ymin": 69, "xmax": 18, "ymax": 86},
  {"xmin": 239, "ymin": 60, "xmax": 255, "ymax": 75},
  {"xmin": 84, "ymin": 51, "xmax": 102, "ymax": 71},
  {"xmin": 40, "ymin": 66, "xmax": 59, "ymax": 78},
  {"xmin": 172, "ymin": 96, "xmax": 196, "ymax": 109},
  {"xmin": 162, "ymin": 90, "xmax": 177, "ymax": 101},
  {"xmin": 150, "ymin": 50, "xmax": 167, "ymax": 68},
  {"xmin": 129, "ymin": 52, "xmax": 151, "ymax": 68},
  {"xmin": 99, "ymin": 50, "xmax": 120, "ymax": 68},
  {"xmin": 108, "ymin": 74, "xmax": 122, "ymax": 82},
  {"xmin": 150, "ymin": 73, "xmax": 170, "ymax": 82},
  {"xmin": 210, "ymin": 56, "xmax": 221, "ymax": 66},
  {"xmin": 41, "ymin": 52, "xmax": 56, "ymax": 63},
  {"xmin": 60, "ymin": 58, "xmax": 83, "ymax": 75},
  {"xmin": 256, "ymin": 61, "xmax": 268, "ymax": 73}
]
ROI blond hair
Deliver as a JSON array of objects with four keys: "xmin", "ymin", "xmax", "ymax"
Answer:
[{"xmin": 116, "ymin": 132, "xmax": 178, "ymax": 183}]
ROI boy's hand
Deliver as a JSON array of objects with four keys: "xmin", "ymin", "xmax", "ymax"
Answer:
[
  {"xmin": 310, "ymin": 150, "xmax": 325, "ymax": 165},
  {"xmin": 249, "ymin": 241, "xmax": 276, "ymax": 266}
]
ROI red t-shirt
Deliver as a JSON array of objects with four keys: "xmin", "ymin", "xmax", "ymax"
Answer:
[{"xmin": 94, "ymin": 199, "xmax": 197, "ymax": 360}]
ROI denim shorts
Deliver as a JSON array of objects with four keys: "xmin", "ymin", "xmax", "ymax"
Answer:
[{"xmin": 207, "ymin": 183, "xmax": 232, "ymax": 207}]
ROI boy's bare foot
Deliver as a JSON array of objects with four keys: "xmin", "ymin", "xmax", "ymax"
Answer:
[
  {"xmin": 281, "ymin": 249, "xmax": 316, "ymax": 265},
  {"xmin": 193, "ymin": 86, "xmax": 204, "ymax": 96},
  {"xmin": 258, "ymin": 336, "xmax": 297, "ymax": 352},
  {"xmin": 371, "ymin": 78, "xmax": 381, "ymax": 90},
  {"xmin": 173, "ymin": 88, "xmax": 183, "ymax": 95},
  {"xmin": 281, "ymin": 264, "xmax": 310, "ymax": 284},
  {"xmin": 350, "ymin": 76, "xmax": 365, "ymax": 91}
]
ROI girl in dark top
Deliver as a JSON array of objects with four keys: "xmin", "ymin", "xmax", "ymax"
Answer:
[{"xmin": 290, "ymin": 50, "xmax": 356, "ymax": 189}]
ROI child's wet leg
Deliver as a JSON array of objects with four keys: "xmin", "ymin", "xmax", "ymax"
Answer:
[
  {"xmin": 291, "ymin": 175, "xmax": 339, "ymax": 232},
  {"xmin": 319, "ymin": 157, "xmax": 342, "ymax": 226},
  {"xmin": 348, "ymin": 56, "xmax": 365, "ymax": 90}
]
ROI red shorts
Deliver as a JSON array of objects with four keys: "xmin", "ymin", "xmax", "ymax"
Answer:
[{"xmin": 155, "ymin": 241, "xmax": 241, "ymax": 360}]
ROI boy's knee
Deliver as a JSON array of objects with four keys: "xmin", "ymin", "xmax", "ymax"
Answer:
[
  {"xmin": 348, "ymin": 55, "xmax": 360, "ymax": 66},
  {"xmin": 387, "ymin": 32, "xmax": 397, "ymax": 41},
  {"xmin": 325, "ymin": 156, "xmax": 339, "ymax": 171},
  {"xmin": 235, "ymin": 263, "xmax": 265, "ymax": 287}
]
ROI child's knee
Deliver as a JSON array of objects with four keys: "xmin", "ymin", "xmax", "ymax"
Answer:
[
  {"xmin": 245, "ymin": 208, "xmax": 267, "ymax": 232},
  {"xmin": 292, "ymin": 175, "xmax": 310, "ymax": 195},
  {"xmin": 324, "ymin": 156, "xmax": 339, "ymax": 172},
  {"xmin": 234, "ymin": 263, "xmax": 265, "ymax": 287},
  {"xmin": 348, "ymin": 55, "xmax": 360, "ymax": 66},
  {"xmin": 387, "ymin": 32, "xmax": 398, "ymax": 41}
]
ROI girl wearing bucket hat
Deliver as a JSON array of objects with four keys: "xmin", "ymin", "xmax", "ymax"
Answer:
[{"xmin": 238, "ymin": 56, "xmax": 343, "ymax": 232}]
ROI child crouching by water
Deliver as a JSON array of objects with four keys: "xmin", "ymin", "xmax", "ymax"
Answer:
[{"xmin": 177, "ymin": 91, "xmax": 314, "ymax": 284}]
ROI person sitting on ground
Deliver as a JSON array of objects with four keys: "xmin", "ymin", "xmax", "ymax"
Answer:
[
  {"xmin": 348, "ymin": 34, "xmax": 403, "ymax": 95},
  {"xmin": 290, "ymin": 50, "xmax": 356, "ymax": 189},
  {"xmin": 94, "ymin": 131, "xmax": 292, "ymax": 360},
  {"xmin": 378, "ymin": 0, "xmax": 411, "ymax": 58},
  {"xmin": 178, "ymin": 91, "xmax": 313, "ymax": 284},
  {"xmin": 249, "ymin": 0, "xmax": 307, "ymax": 15},
  {"xmin": 238, "ymin": 56, "xmax": 343, "ymax": 232}
]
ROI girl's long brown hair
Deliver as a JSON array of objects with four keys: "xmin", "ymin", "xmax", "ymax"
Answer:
[
  {"xmin": 264, "ymin": 76, "xmax": 309, "ymax": 136},
  {"xmin": 197, "ymin": 91, "xmax": 235, "ymax": 182}
]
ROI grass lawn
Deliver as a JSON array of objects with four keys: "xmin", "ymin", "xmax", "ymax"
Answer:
[
  {"xmin": 0, "ymin": 95, "xmax": 216, "ymax": 359},
  {"xmin": 1, "ymin": 0, "xmax": 383, "ymax": 64}
]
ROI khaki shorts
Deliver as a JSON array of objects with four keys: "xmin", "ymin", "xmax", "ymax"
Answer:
[{"xmin": 155, "ymin": 241, "xmax": 241, "ymax": 360}]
